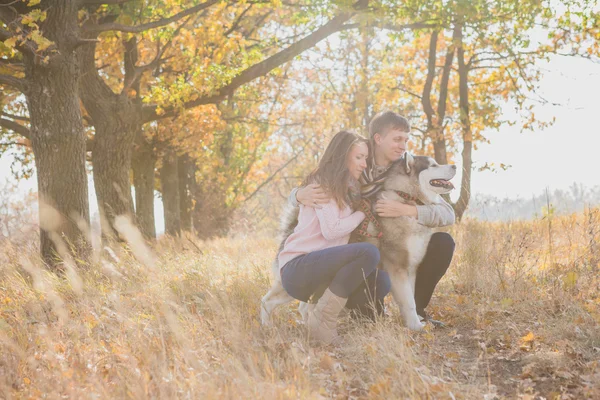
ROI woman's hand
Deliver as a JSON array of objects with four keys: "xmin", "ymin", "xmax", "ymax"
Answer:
[
  {"xmin": 375, "ymin": 199, "xmax": 418, "ymax": 218},
  {"xmin": 297, "ymin": 184, "xmax": 330, "ymax": 208}
]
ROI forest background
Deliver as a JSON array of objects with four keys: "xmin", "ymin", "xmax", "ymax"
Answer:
[
  {"xmin": 0, "ymin": 0, "xmax": 598, "ymax": 253},
  {"xmin": 1, "ymin": 1, "xmax": 600, "ymax": 399}
]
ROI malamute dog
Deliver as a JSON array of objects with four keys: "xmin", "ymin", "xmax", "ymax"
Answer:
[{"xmin": 261, "ymin": 153, "xmax": 456, "ymax": 331}]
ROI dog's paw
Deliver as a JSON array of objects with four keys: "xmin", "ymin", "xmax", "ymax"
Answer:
[
  {"xmin": 405, "ymin": 318, "xmax": 426, "ymax": 331},
  {"xmin": 260, "ymin": 302, "xmax": 273, "ymax": 326},
  {"xmin": 298, "ymin": 302, "xmax": 314, "ymax": 323}
]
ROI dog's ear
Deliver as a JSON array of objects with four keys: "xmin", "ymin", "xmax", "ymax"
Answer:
[{"xmin": 404, "ymin": 152, "xmax": 415, "ymax": 174}]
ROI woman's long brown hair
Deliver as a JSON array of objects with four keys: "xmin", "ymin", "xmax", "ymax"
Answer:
[{"xmin": 303, "ymin": 131, "xmax": 367, "ymax": 209}]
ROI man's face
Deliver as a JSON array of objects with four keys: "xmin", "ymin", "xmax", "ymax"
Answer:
[{"xmin": 373, "ymin": 128, "xmax": 410, "ymax": 165}]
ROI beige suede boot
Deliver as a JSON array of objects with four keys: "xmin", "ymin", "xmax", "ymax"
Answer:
[{"xmin": 307, "ymin": 288, "xmax": 347, "ymax": 345}]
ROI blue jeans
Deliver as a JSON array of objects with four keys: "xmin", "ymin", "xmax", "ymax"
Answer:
[{"xmin": 281, "ymin": 243, "xmax": 390, "ymax": 318}]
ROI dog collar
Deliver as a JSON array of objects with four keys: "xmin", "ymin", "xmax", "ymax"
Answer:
[
  {"xmin": 394, "ymin": 190, "xmax": 424, "ymax": 206},
  {"xmin": 356, "ymin": 199, "xmax": 383, "ymax": 239}
]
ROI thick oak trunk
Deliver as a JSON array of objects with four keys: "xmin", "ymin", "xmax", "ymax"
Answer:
[
  {"xmin": 161, "ymin": 149, "xmax": 181, "ymax": 236},
  {"xmin": 132, "ymin": 134, "xmax": 156, "ymax": 239},
  {"xmin": 24, "ymin": 1, "xmax": 90, "ymax": 263}
]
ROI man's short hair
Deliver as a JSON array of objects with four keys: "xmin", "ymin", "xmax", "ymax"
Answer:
[{"xmin": 369, "ymin": 111, "xmax": 410, "ymax": 138}]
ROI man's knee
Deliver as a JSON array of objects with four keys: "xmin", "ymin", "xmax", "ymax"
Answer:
[
  {"xmin": 430, "ymin": 232, "xmax": 455, "ymax": 256},
  {"xmin": 375, "ymin": 271, "xmax": 391, "ymax": 300}
]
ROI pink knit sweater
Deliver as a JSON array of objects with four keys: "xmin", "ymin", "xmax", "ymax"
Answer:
[{"xmin": 278, "ymin": 199, "xmax": 366, "ymax": 270}]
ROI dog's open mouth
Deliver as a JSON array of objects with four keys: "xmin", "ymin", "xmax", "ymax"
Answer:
[{"xmin": 430, "ymin": 179, "xmax": 454, "ymax": 190}]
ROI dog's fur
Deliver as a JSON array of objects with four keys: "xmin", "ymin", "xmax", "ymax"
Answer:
[{"xmin": 261, "ymin": 154, "xmax": 456, "ymax": 331}]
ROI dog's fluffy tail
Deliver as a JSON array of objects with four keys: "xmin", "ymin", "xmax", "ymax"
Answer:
[
  {"xmin": 277, "ymin": 203, "xmax": 299, "ymax": 252},
  {"xmin": 271, "ymin": 204, "xmax": 300, "ymax": 280}
]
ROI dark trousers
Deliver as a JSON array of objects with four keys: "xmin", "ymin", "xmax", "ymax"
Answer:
[
  {"xmin": 281, "ymin": 243, "xmax": 386, "ymax": 316},
  {"xmin": 414, "ymin": 232, "xmax": 455, "ymax": 317}
]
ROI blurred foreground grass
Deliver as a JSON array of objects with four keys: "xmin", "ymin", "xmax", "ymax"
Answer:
[{"xmin": 1, "ymin": 209, "xmax": 599, "ymax": 399}]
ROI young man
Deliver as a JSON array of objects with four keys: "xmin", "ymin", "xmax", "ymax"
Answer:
[{"xmin": 289, "ymin": 111, "xmax": 455, "ymax": 324}]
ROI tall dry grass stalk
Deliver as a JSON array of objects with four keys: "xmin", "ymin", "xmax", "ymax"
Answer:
[{"xmin": 1, "ymin": 210, "xmax": 599, "ymax": 399}]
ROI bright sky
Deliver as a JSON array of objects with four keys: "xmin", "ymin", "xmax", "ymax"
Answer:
[
  {"xmin": 1, "ymin": 54, "xmax": 598, "ymax": 227},
  {"xmin": 451, "ymin": 54, "xmax": 599, "ymax": 202}
]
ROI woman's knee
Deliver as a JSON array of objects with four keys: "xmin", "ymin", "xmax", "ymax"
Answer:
[{"xmin": 355, "ymin": 243, "xmax": 380, "ymax": 267}]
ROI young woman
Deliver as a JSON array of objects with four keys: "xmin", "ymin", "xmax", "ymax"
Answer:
[{"xmin": 278, "ymin": 131, "xmax": 382, "ymax": 345}]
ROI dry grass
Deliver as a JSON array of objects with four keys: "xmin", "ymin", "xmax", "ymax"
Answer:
[{"xmin": 1, "ymin": 209, "xmax": 599, "ymax": 399}]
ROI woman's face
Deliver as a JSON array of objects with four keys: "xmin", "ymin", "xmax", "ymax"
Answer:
[{"xmin": 346, "ymin": 142, "xmax": 369, "ymax": 180}]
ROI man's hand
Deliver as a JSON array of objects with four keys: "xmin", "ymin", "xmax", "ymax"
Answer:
[
  {"xmin": 375, "ymin": 199, "xmax": 418, "ymax": 218},
  {"xmin": 296, "ymin": 183, "xmax": 330, "ymax": 208}
]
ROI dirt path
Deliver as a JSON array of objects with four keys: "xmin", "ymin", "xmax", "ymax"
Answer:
[{"xmin": 412, "ymin": 294, "xmax": 600, "ymax": 399}]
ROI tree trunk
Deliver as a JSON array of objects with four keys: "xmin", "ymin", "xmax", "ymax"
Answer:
[
  {"xmin": 359, "ymin": 24, "xmax": 372, "ymax": 127},
  {"xmin": 132, "ymin": 133, "xmax": 156, "ymax": 239},
  {"xmin": 421, "ymin": 30, "xmax": 449, "ymax": 164},
  {"xmin": 79, "ymin": 38, "xmax": 140, "ymax": 239},
  {"xmin": 454, "ymin": 23, "xmax": 472, "ymax": 221},
  {"xmin": 161, "ymin": 149, "xmax": 181, "ymax": 236},
  {"xmin": 421, "ymin": 30, "xmax": 438, "ymax": 139},
  {"xmin": 178, "ymin": 155, "xmax": 194, "ymax": 232},
  {"xmin": 23, "ymin": 1, "xmax": 90, "ymax": 263},
  {"xmin": 433, "ymin": 27, "xmax": 457, "ymax": 166},
  {"xmin": 191, "ymin": 171, "xmax": 204, "ymax": 236},
  {"xmin": 91, "ymin": 123, "xmax": 138, "ymax": 238},
  {"xmin": 421, "ymin": 29, "xmax": 455, "ymax": 166}
]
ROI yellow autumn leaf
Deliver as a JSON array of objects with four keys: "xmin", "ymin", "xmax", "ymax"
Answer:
[
  {"xmin": 562, "ymin": 271, "xmax": 578, "ymax": 288},
  {"xmin": 522, "ymin": 332, "xmax": 535, "ymax": 343},
  {"xmin": 3, "ymin": 36, "xmax": 18, "ymax": 49},
  {"xmin": 501, "ymin": 297, "xmax": 514, "ymax": 307},
  {"xmin": 30, "ymin": 31, "xmax": 53, "ymax": 51}
]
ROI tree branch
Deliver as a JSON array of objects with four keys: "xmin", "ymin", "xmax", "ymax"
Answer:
[
  {"xmin": 1, "ymin": 111, "xmax": 29, "ymax": 122},
  {"xmin": 78, "ymin": 0, "xmax": 132, "ymax": 5},
  {"xmin": 242, "ymin": 150, "xmax": 302, "ymax": 203},
  {"xmin": 0, "ymin": 117, "xmax": 30, "ymax": 138},
  {"xmin": 381, "ymin": 22, "xmax": 441, "ymax": 32},
  {"xmin": 224, "ymin": 4, "xmax": 253, "ymax": 37},
  {"xmin": 438, "ymin": 24, "xmax": 458, "ymax": 122},
  {"xmin": 392, "ymin": 85, "xmax": 422, "ymax": 100},
  {"xmin": 0, "ymin": 74, "xmax": 26, "ymax": 92},
  {"xmin": 0, "ymin": 10, "xmax": 39, "ymax": 56},
  {"xmin": 340, "ymin": 21, "xmax": 439, "ymax": 32},
  {"xmin": 0, "ymin": 56, "xmax": 24, "ymax": 66},
  {"xmin": 143, "ymin": 0, "xmax": 368, "ymax": 122},
  {"xmin": 0, "ymin": 141, "xmax": 28, "ymax": 148},
  {"xmin": 121, "ymin": 14, "xmax": 191, "ymax": 96},
  {"xmin": 0, "ymin": 27, "xmax": 13, "ymax": 42},
  {"xmin": 84, "ymin": 0, "xmax": 219, "ymax": 33},
  {"xmin": 421, "ymin": 30, "xmax": 438, "ymax": 131}
]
